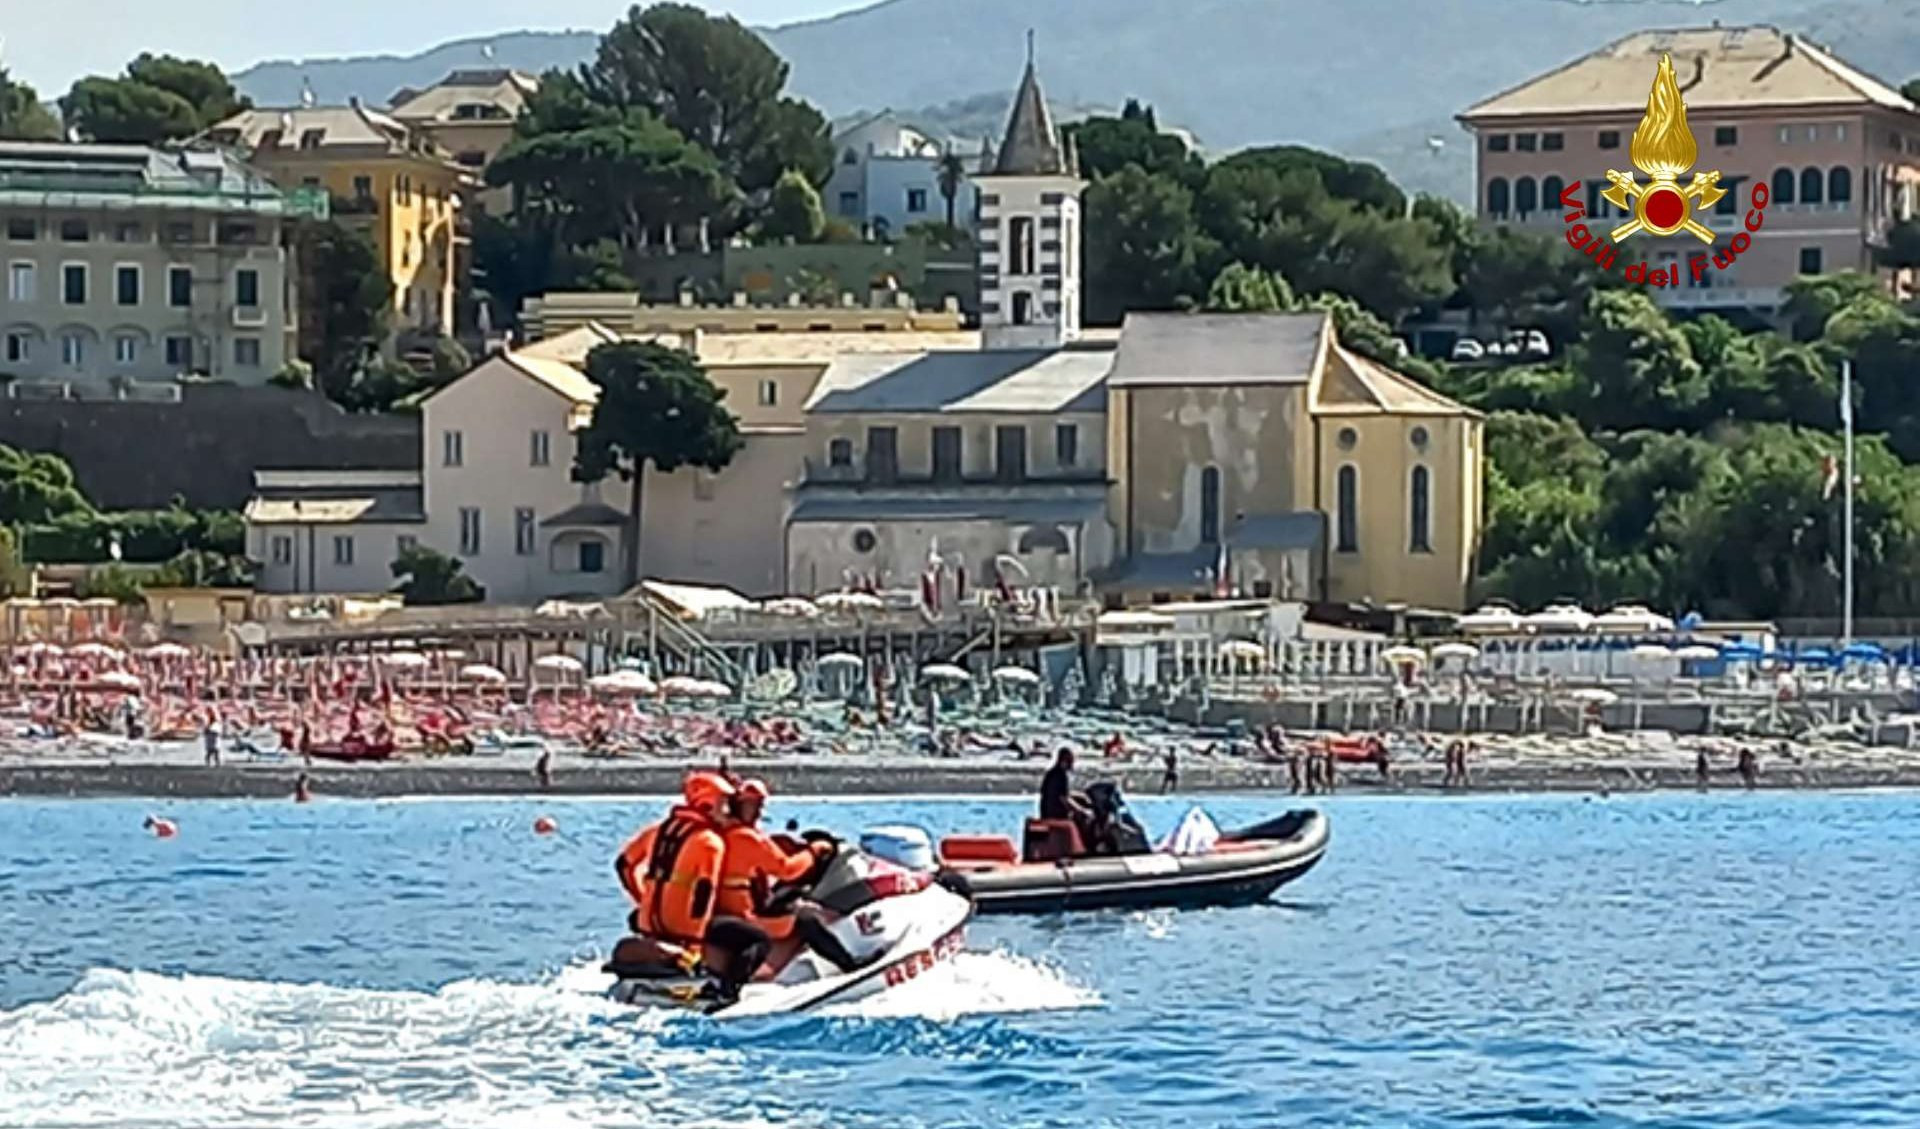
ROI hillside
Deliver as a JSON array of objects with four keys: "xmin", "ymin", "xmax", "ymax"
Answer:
[{"xmin": 230, "ymin": 0, "xmax": 1920, "ymax": 201}]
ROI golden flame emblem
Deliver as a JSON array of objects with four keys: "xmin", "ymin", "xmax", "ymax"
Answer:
[{"xmin": 1600, "ymin": 53, "xmax": 1724, "ymax": 243}]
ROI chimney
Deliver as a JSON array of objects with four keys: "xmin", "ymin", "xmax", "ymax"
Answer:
[
  {"xmin": 678, "ymin": 289, "xmax": 695, "ymax": 308},
  {"xmin": 787, "ymin": 293, "xmax": 803, "ymax": 308},
  {"xmin": 732, "ymin": 291, "xmax": 748, "ymax": 307},
  {"xmin": 840, "ymin": 291, "xmax": 857, "ymax": 308}
]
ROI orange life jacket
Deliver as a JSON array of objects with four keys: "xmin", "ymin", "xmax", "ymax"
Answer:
[
  {"xmin": 624, "ymin": 806, "xmax": 726, "ymax": 944},
  {"xmin": 716, "ymin": 823, "xmax": 818, "ymax": 940}
]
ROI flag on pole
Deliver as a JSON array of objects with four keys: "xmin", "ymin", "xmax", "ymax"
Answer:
[{"xmin": 1822, "ymin": 454, "xmax": 1841, "ymax": 500}]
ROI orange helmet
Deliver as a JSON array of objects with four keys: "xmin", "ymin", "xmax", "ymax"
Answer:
[
  {"xmin": 738, "ymin": 778, "xmax": 769, "ymax": 802},
  {"xmin": 682, "ymin": 771, "xmax": 737, "ymax": 814}
]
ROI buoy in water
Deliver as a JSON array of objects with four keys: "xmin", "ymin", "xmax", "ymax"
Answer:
[
  {"xmin": 144, "ymin": 816, "xmax": 178, "ymax": 839},
  {"xmin": 533, "ymin": 815, "xmax": 558, "ymax": 835}
]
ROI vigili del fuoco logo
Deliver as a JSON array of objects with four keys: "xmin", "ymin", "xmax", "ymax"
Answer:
[{"xmin": 1560, "ymin": 51, "xmax": 1769, "ymax": 287}]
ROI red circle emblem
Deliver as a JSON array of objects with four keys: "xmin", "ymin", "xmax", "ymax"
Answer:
[{"xmin": 1643, "ymin": 186, "xmax": 1686, "ymax": 230}]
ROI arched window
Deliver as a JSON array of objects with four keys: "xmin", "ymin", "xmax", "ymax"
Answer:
[
  {"xmin": 1829, "ymin": 165, "xmax": 1852, "ymax": 206},
  {"xmin": 1541, "ymin": 175, "xmax": 1565, "ymax": 209},
  {"xmin": 1008, "ymin": 215, "xmax": 1035, "ymax": 275},
  {"xmin": 1409, "ymin": 465, "xmax": 1432, "ymax": 553},
  {"xmin": 1200, "ymin": 466, "xmax": 1221, "ymax": 544},
  {"xmin": 1772, "ymin": 167, "xmax": 1796, "ymax": 205},
  {"xmin": 1336, "ymin": 465, "xmax": 1358, "ymax": 554},
  {"xmin": 1011, "ymin": 291, "xmax": 1034, "ymax": 325},
  {"xmin": 1515, "ymin": 176, "xmax": 1538, "ymax": 217},
  {"xmin": 1800, "ymin": 167, "xmax": 1824, "ymax": 205},
  {"xmin": 1486, "ymin": 177, "xmax": 1510, "ymax": 218}
]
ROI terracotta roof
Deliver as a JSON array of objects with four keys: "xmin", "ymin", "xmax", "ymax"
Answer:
[
  {"xmin": 1312, "ymin": 346, "xmax": 1481, "ymax": 419},
  {"xmin": 1460, "ymin": 26, "xmax": 1918, "ymax": 120},
  {"xmin": 388, "ymin": 70, "xmax": 538, "ymax": 123}
]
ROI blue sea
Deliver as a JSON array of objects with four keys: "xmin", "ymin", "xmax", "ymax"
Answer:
[{"xmin": 4, "ymin": 791, "xmax": 1919, "ymax": 1128}]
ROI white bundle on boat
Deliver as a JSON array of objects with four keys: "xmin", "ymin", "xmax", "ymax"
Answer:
[{"xmin": 1157, "ymin": 807, "xmax": 1222, "ymax": 855}]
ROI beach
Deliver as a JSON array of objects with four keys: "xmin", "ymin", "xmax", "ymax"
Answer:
[{"xmin": 10, "ymin": 729, "xmax": 1920, "ymax": 798}]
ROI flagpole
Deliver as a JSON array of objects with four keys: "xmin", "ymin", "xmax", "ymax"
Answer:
[{"xmin": 1842, "ymin": 358, "xmax": 1855, "ymax": 647}]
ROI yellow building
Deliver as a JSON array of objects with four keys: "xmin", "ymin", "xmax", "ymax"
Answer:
[
  {"xmin": 210, "ymin": 102, "xmax": 471, "ymax": 337},
  {"xmin": 388, "ymin": 69, "xmax": 538, "ymax": 216}
]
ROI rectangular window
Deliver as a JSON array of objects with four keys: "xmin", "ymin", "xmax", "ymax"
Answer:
[
  {"xmin": 168, "ymin": 266, "xmax": 192, "ymax": 307},
  {"xmin": 5, "ymin": 218, "xmax": 34, "ymax": 241},
  {"xmin": 514, "ymin": 507, "xmax": 535, "ymax": 556},
  {"xmin": 758, "ymin": 379, "xmax": 778, "ymax": 407},
  {"xmin": 1779, "ymin": 126, "xmax": 1793, "ymax": 144},
  {"xmin": 1514, "ymin": 133, "xmax": 1537, "ymax": 152},
  {"xmin": 828, "ymin": 438, "xmax": 852, "ymax": 468},
  {"xmin": 907, "ymin": 187, "xmax": 928, "ymax": 213},
  {"xmin": 234, "ymin": 337, "xmax": 261, "ymax": 367},
  {"xmin": 332, "ymin": 535, "xmax": 355, "ymax": 566},
  {"xmin": 1715, "ymin": 175, "xmax": 1745, "ymax": 216},
  {"xmin": 115, "ymin": 264, "xmax": 140, "ymax": 306},
  {"xmin": 1714, "ymin": 125, "xmax": 1738, "ymax": 146},
  {"xmin": 1835, "ymin": 123, "xmax": 1848, "ymax": 142},
  {"xmin": 114, "ymin": 222, "xmax": 143, "ymax": 243},
  {"xmin": 931, "ymin": 426, "xmax": 962, "ymax": 483},
  {"xmin": 235, "ymin": 268, "xmax": 259, "ymax": 308},
  {"xmin": 838, "ymin": 191, "xmax": 859, "ymax": 217},
  {"xmin": 271, "ymin": 535, "xmax": 293, "ymax": 565},
  {"xmin": 113, "ymin": 334, "xmax": 138, "ymax": 366},
  {"xmin": 6, "ymin": 262, "xmax": 33, "ymax": 303},
  {"xmin": 164, "ymin": 335, "xmax": 192, "ymax": 369},
  {"xmin": 442, "ymin": 430, "xmax": 464, "ymax": 467},
  {"xmin": 59, "ymin": 219, "xmax": 89, "ymax": 243},
  {"xmin": 300, "ymin": 129, "xmax": 326, "ymax": 150},
  {"xmin": 529, "ymin": 429, "xmax": 550, "ymax": 467},
  {"xmin": 4, "ymin": 333, "xmax": 28, "ymax": 364},
  {"xmin": 995, "ymin": 425, "xmax": 1028, "ymax": 484},
  {"xmin": 865, "ymin": 426, "xmax": 898, "ymax": 483},
  {"xmin": 60, "ymin": 333, "xmax": 83, "ymax": 368},
  {"xmin": 353, "ymin": 175, "xmax": 373, "ymax": 199},
  {"xmin": 1800, "ymin": 246, "xmax": 1824, "ymax": 274},
  {"xmin": 1487, "ymin": 134, "xmax": 1510, "ymax": 152},
  {"xmin": 1541, "ymin": 132, "xmax": 1563, "ymax": 151},
  {"xmin": 579, "ymin": 539, "xmax": 605, "ymax": 574},
  {"xmin": 458, "ymin": 507, "xmax": 481, "ymax": 555},
  {"xmin": 62, "ymin": 263, "xmax": 87, "ymax": 305},
  {"xmin": 1597, "ymin": 130, "xmax": 1620, "ymax": 150},
  {"xmin": 1056, "ymin": 423, "xmax": 1079, "ymax": 468}
]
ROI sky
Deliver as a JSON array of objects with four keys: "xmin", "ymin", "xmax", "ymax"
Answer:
[{"xmin": 0, "ymin": 0, "xmax": 867, "ymax": 95}]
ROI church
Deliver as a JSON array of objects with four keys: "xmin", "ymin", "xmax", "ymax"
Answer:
[{"xmin": 246, "ymin": 50, "xmax": 1484, "ymax": 612}]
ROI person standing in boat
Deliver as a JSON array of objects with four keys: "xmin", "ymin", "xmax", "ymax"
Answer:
[{"xmin": 1040, "ymin": 747, "xmax": 1092, "ymax": 828}]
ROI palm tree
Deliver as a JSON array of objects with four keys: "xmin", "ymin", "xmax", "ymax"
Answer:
[{"xmin": 936, "ymin": 147, "xmax": 967, "ymax": 231}]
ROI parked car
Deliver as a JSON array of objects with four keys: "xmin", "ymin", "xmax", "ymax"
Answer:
[{"xmin": 1450, "ymin": 338, "xmax": 1486, "ymax": 362}]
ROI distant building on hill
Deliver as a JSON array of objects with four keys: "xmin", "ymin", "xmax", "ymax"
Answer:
[
  {"xmin": 1458, "ymin": 25, "xmax": 1920, "ymax": 319},
  {"xmin": 0, "ymin": 141, "xmax": 292, "ymax": 391},
  {"xmin": 824, "ymin": 111, "xmax": 982, "ymax": 240},
  {"xmin": 388, "ymin": 69, "xmax": 538, "ymax": 216}
]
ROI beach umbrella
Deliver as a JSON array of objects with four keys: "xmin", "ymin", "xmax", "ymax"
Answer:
[
  {"xmin": 25, "ymin": 642, "xmax": 64, "ymax": 656},
  {"xmin": 143, "ymin": 642, "xmax": 191, "ymax": 659},
  {"xmin": 817, "ymin": 652, "xmax": 865, "ymax": 671},
  {"xmin": 1568, "ymin": 687, "xmax": 1617, "ymax": 705},
  {"xmin": 1381, "ymin": 645, "xmax": 1426, "ymax": 667},
  {"xmin": 70, "ymin": 642, "xmax": 119, "ymax": 661},
  {"xmin": 589, "ymin": 670, "xmax": 658, "ymax": 696},
  {"xmin": 1720, "ymin": 642, "xmax": 1764, "ymax": 661},
  {"xmin": 659, "ymin": 675, "xmax": 708, "ymax": 698},
  {"xmin": 1219, "ymin": 640, "xmax": 1266, "ymax": 661},
  {"xmin": 1456, "ymin": 605, "xmax": 1523, "ymax": 633},
  {"xmin": 1842, "ymin": 642, "xmax": 1886, "ymax": 662},
  {"xmin": 1630, "ymin": 643, "xmax": 1672, "ymax": 659},
  {"xmin": 1524, "ymin": 604, "xmax": 1593, "ymax": 633},
  {"xmin": 1431, "ymin": 642, "xmax": 1479, "ymax": 661},
  {"xmin": 762, "ymin": 597, "xmax": 819, "ymax": 618},
  {"xmin": 1796, "ymin": 647, "xmax": 1836, "ymax": 665},
  {"xmin": 460, "ymin": 663, "xmax": 508, "ymax": 684},
  {"xmin": 818, "ymin": 592, "xmax": 885, "ymax": 613},
  {"xmin": 992, "ymin": 666, "xmax": 1042, "ymax": 686},
  {"xmin": 921, "ymin": 663, "xmax": 971, "ymax": 683},
  {"xmin": 533, "ymin": 654, "xmax": 585, "ymax": 675},
  {"xmin": 1673, "ymin": 644, "xmax": 1720, "ymax": 661},
  {"xmin": 1594, "ymin": 605, "xmax": 1676, "ymax": 634},
  {"xmin": 94, "ymin": 670, "xmax": 143, "ymax": 694},
  {"xmin": 380, "ymin": 652, "xmax": 429, "ymax": 669},
  {"xmin": 693, "ymin": 679, "xmax": 735, "ymax": 699},
  {"xmin": 617, "ymin": 657, "xmax": 647, "ymax": 672}
]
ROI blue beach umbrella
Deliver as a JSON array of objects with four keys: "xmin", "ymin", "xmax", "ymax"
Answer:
[
  {"xmin": 1843, "ymin": 642, "xmax": 1886, "ymax": 662},
  {"xmin": 1720, "ymin": 642, "xmax": 1763, "ymax": 662},
  {"xmin": 1797, "ymin": 647, "xmax": 1836, "ymax": 666}
]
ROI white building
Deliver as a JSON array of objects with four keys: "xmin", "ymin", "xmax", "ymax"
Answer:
[{"xmin": 823, "ymin": 112, "xmax": 980, "ymax": 240}]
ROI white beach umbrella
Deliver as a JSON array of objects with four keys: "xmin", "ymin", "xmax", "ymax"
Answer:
[
  {"xmin": 1630, "ymin": 643, "xmax": 1673, "ymax": 659},
  {"xmin": 69, "ymin": 642, "xmax": 120, "ymax": 661},
  {"xmin": 992, "ymin": 666, "xmax": 1042, "ymax": 686},
  {"xmin": 693, "ymin": 679, "xmax": 735, "ymax": 699},
  {"xmin": 1595, "ymin": 605, "xmax": 1676, "ymax": 634},
  {"xmin": 1381, "ymin": 645, "xmax": 1426, "ymax": 667},
  {"xmin": 589, "ymin": 669, "xmax": 658, "ymax": 696},
  {"xmin": 818, "ymin": 591, "xmax": 884, "ymax": 613},
  {"xmin": 533, "ymin": 654, "xmax": 585, "ymax": 675},
  {"xmin": 1673, "ymin": 644, "xmax": 1720, "ymax": 661},
  {"xmin": 142, "ymin": 642, "xmax": 190, "ymax": 659},
  {"xmin": 1219, "ymin": 640, "xmax": 1266, "ymax": 661},
  {"xmin": 762, "ymin": 597, "xmax": 820, "ymax": 618},
  {"xmin": 1456, "ymin": 605, "xmax": 1523, "ymax": 633},
  {"xmin": 817, "ymin": 652, "xmax": 865, "ymax": 671},
  {"xmin": 1431, "ymin": 642, "xmax": 1480, "ymax": 661},
  {"xmin": 380, "ymin": 651, "xmax": 429, "ymax": 669},
  {"xmin": 460, "ymin": 663, "xmax": 508, "ymax": 684},
  {"xmin": 921, "ymin": 663, "xmax": 971, "ymax": 683},
  {"xmin": 659, "ymin": 675, "xmax": 708, "ymax": 698},
  {"xmin": 1568, "ymin": 687, "xmax": 1618, "ymax": 705},
  {"xmin": 94, "ymin": 670, "xmax": 143, "ymax": 693},
  {"xmin": 1525, "ymin": 604, "xmax": 1594, "ymax": 633}
]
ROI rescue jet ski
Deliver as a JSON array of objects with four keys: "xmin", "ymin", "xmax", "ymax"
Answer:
[{"xmin": 604, "ymin": 831, "xmax": 972, "ymax": 1018}]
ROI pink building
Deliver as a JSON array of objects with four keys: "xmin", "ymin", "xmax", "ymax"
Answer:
[{"xmin": 1458, "ymin": 26, "xmax": 1920, "ymax": 320}]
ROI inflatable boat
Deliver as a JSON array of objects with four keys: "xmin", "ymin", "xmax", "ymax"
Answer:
[
  {"xmin": 305, "ymin": 737, "xmax": 396, "ymax": 763},
  {"xmin": 938, "ymin": 808, "xmax": 1329, "ymax": 915}
]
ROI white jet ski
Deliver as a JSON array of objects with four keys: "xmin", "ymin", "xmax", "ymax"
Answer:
[{"xmin": 604, "ymin": 832, "xmax": 972, "ymax": 1018}]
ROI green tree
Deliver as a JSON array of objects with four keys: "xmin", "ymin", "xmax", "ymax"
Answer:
[
  {"xmin": 1209, "ymin": 145, "xmax": 1405, "ymax": 217},
  {"xmin": 1203, "ymin": 262, "xmax": 1293, "ymax": 312},
  {"xmin": 291, "ymin": 219, "xmax": 393, "ymax": 406},
  {"xmin": 586, "ymin": 2, "xmax": 830, "ymax": 206},
  {"xmin": 0, "ymin": 446, "xmax": 95, "ymax": 524},
  {"xmin": 760, "ymin": 168, "xmax": 825, "ymax": 242},
  {"xmin": 1564, "ymin": 289, "xmax": 1708, "ymax": 432},
  {"xmin": 61, "ymin": 53, "xmax": 249, "ymax": 143},
  {"xmin": 392, "ymin": 544, "xmax": 484, "ymax": 605},
  {"xmin": 0, "ymin": 66, "xmax": 60, "ymax": 140},
  {"xmin": 1780, "ymin": 271, "xmax": 1882, "ymax": 342},
  {"xmin": 1904, "ymin": 78, "xmax": 1920, "ymax": 105},
  {"xmin": 1083, "ymin": 166, "xmax": 1206, "ymax": 323},
  {"xmin": 574, "ymin": 342, "xmax": 743, "ymax": 587},
  {"xmin": 1064, "ymin": 107, "xmax": 1203, "ymax": 186}
]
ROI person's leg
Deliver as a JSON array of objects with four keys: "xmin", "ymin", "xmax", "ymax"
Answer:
[
  {"xmin": 703, "ymin": 917, "xmax": 771, "ymax": 999},
  {"xmin": 793, "ymin": 905, "xmax": 867, "ymax": 973}
]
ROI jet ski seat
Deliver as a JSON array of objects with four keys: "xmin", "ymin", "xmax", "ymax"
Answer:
[
  {"xmin": 603, "ymin": 934, "xmax": 700, "ymax": 980},
  {"xmin": 1022, "ymin": 818, "xmax": 1085, "ymax": 863}
]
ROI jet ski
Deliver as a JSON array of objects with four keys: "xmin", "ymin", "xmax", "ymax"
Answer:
[
  {"xmin": 604, "ymin": 832, "xmax": 972, "ymax": 1018},
  {"xmin": 938, "ymin": 784, "xmax": 1329, "ymax": 915}
]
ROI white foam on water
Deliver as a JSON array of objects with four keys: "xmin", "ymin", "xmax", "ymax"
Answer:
[{"xmin": 823, "ymin": 948, "xmax": 1101, "ymax": 1021}]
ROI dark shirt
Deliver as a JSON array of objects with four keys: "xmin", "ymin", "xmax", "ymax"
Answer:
[{"xmin": 1039, "ymin": 763, "xmax": 1072, "ymax": 820}]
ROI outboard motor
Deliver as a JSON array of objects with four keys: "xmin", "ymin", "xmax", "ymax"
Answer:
[{"xmin": 1084, "ymin": 781, "xmax": 1151, "ymax": 855}]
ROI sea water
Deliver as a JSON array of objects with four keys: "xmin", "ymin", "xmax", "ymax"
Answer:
[{"xmin": 4, "ymin": 792, "xmax": 1920, "ymax": 1128}]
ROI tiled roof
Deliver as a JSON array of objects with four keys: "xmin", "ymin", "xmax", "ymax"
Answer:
[
  {"xmin": 805, "ymin": 346, "xmax": 1111, "ymax": 414},
  {"xmin": 1314, "ymin": 346, "xmax": 1481, "ymax": 419},
  {"xmin": 1460, "ymin": 26, "xmax": 1918, "ymax": 120},
  {"xmin": 388, "ymin": 70, "xmax": 538, "ymax": 123},
  {"xmin": 788, "ymin": 492, "xmax": 1107, "ymax": 524},
  {"xmin": 0, "ymin": 142, "xmax": 285, "ymax": 213},
  {"xmin": 989, "ymin": 59, "xmax": 1071, "ymax": 177},
  {"xmin": 1107, "ymin": 312, "xmax": 1331, "ymax": 388}
]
